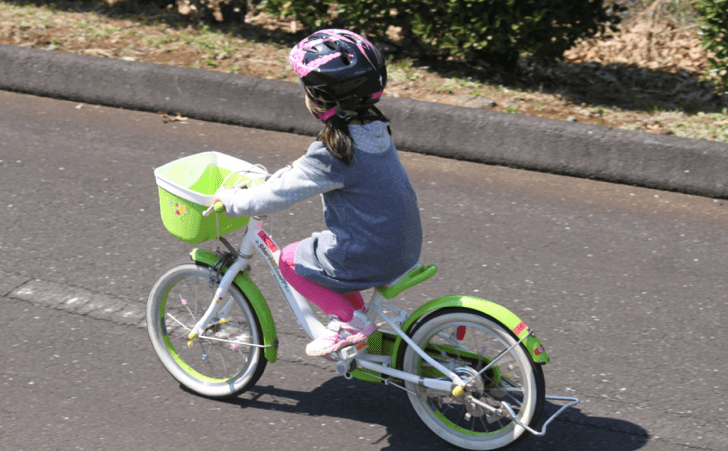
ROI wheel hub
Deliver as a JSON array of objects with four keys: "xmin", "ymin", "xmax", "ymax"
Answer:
[{"xmin": 455, "ymin": 367, "xmax": 489, "ymax": 417}]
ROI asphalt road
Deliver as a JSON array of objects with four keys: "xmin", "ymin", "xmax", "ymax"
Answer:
[{"xmin": 1, "ymin": 90, "xmax": 727, "ymax": 451}]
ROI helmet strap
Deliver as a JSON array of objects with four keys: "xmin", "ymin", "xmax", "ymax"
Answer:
[
  {"xmin": 317, "ymin": 107, "xmax": 338, "ymax": 122},
  {"xmin": 335, "ymin": 107, "xmax": 359, "ymax": 122}
]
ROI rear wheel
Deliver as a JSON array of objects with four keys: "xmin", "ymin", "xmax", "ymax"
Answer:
[
  {"xmin": 401, "ymin": 309, "xmax": 545, "ymax": 450},
  {"xmin": 146, "ymin": 261, "xmax": 267, "ymax": 398}
]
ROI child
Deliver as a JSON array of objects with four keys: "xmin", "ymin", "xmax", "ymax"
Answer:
[{"xmin": 213, "ymin": 29, "xmax": 423, "ymax": 356}]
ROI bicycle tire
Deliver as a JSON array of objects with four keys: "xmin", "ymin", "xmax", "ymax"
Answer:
[
  {"xmin": 146, "ymin": 261, "xmax": 267, "ymax": 398},
  {"xmin": 401, "ymin": 308, "xmax": 545, "ymax": 450}
]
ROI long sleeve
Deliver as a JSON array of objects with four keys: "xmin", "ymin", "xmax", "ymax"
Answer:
[
  {"xmin": 293, "ymin": 121, "xmax": 423, "ymax": 293},
  {"xmin": 218, "ymin": 143, "xmax": 345, "ymax": 217}
]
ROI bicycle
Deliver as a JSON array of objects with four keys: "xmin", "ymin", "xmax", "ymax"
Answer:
[{"xmin": 147, "ymin": 151, "xmax": 579, "ymax": 450}]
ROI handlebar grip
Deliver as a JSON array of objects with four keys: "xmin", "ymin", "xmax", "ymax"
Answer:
[{"xmin": 203, "ymin": 201, "xmax": 225, "ymax": 217}]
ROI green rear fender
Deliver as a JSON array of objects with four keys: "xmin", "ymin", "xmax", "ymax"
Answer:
[
  {"xmin": 190, "ymin": 249, "xmax": 278, "ymax": 363},
  {"xmin": 392, "ymin": 295, "xmax": 549, "ymax": 368}
]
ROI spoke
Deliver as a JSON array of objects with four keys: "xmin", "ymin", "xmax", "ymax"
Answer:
[
  {"xmin": 499, "ymin": 369, "xmax": 528, "ymax": 408},
  {"xmin": 171, "ymin": 330, "xmax": 191, "ymax": 341},
  {"xmin": 192, "ymin": 333, "xmax": 270, "ymax": 348},
  {"xmin": 500, "ymin": 376, "xmax": 526, "ymax": 393},
  {"xmin": 179, "ymin": 294, "xmax": 198, "ymax": 321},
  {"xmin": 204, "ymin": 354, "xmax": 216, "ymax": 378},
  {"xmin": 213, "ymin": 324, "xmax": 234, "ymax": 341},
  {"xmin": 488, "ymin": 385, "xmax": 526, "ymax": 394},
  {"xmin": 500, "ymin": 417, "xmax": 512, "ymax": 430},
  {"xmin": 479, "ymin": 415, "xmax": 488, "ymax": 431},
  {"xmin": 191, "ymin": 278, "xmax": 200, "ymax": 316},
  {"xmin": 166, "ymin": 313, "xmax": 192, "ymax": 332},
  {"xmin": 474, "ymin": 332, "xmax": 532, "ymax": 381},
  {"xmin": 235, "ymin": 345, "xmax": 250, "ymax": 363},
  {"xmin": 224, "ymin": 321, "xmax": 250, "ymax": 331},
  {"xmin": 217, "ymin": 346, "xmax": 228, "ymax": 376},
  {"xmin": 456, "ymin": 404, "xmax": 467, "ymax": 426},
  {"xmin": 435, "ymin": 331, "xmax": 470, "ymax": 351}
]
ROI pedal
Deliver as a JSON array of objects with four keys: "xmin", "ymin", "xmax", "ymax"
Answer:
[
  {"xmin": 335, "ymin": 358, "xmax": 357, "ymax": 375},
  {"xmin": 333, "ymin": 341, "xmax": 367, "ymax": 359},
  {"xmin": 333, "ymin": 342, "xmax": 367, "ymax": 375},
  {"xmin": 333, "ymin": 345, "xmax": 356, "ymax": 362}
]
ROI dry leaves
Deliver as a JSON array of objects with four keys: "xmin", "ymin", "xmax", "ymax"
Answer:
[
  {"xmin": 159, "ymin": 112, "xmax": 189, "ymax": 123},
  {"xmin": 564, "ymin": 19, "xmax": 710, "ymax": 76},
  {"xmin": 1, "ymin": 0, "xmax": 725, "ymax": 141},
  {"xmin": 83, "ymin": 48, "xmax": 113, "ymax": 58}
]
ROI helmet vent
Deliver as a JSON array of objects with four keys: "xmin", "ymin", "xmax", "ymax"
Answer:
[{"xmin": 290, "ymin": 29, "xmax": 386, "ymax": 111}]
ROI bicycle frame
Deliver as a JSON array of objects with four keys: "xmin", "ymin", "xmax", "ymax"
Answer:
[
  {"xmin": 187, "ymin": 215, "xmax": 464, "ymax": 392},
  {"xmin": 185, "ymin": 214, "xmax": 580, "ymax": 433},
  {"xmin": 151, "ymin": 154, "xmax": 583, "ymax": 445}
]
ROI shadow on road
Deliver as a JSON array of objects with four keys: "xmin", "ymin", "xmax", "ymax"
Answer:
[{"xmin": 196, "ymin": 376, "xmax": 650, "ymax": 451}]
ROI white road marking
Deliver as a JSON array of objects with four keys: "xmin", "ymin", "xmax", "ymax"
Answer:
[{"xmin": 8, "ymin": 279, "xmax": 145, "ymax": 327}]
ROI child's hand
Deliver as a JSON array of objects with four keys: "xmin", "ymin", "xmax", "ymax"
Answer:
[
  {"xmin": 203, "ymin": 196, "xmax": 226, "ymax": 217},
  {"xmin": 210, "ymin": 188, "xmax": 228, "ymax": 210},
  {"xmin": 205, "ymin": 190, "xmax": 230, "ymax": 217}
]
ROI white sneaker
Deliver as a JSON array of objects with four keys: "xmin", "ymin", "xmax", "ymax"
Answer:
[{"xmin": 305, "ymin": 311, "xmax": 377, "ymax": 357}]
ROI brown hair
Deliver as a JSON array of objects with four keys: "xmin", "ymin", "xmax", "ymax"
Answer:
[{"xmin": 304, "ymin": 87, "xmax": 390, "ymax": 166}]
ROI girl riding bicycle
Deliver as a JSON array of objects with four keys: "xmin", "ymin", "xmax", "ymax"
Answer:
[{"xmin": 213, "ymin": 29, "xmax": 423, "ymax": 357}]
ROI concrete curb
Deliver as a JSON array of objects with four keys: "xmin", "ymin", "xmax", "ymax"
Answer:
[{"xmin": 2, "ymin": 44, "xmax": 727, "ymax": 198}]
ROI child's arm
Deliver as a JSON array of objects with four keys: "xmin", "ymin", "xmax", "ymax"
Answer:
[{"xmin": 216, "ymin": 149, "xmax": 343, "ymax": 217}]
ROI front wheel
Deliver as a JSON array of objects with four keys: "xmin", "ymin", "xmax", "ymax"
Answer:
[
  {"xmin": 146, "ymin": 261, "xmax": 267, "ymax": 398},
  {"xmin": 401, "ymin": 308, "xmax": 545, "ymax": 450}
]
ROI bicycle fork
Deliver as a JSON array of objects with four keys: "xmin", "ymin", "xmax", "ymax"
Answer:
[{"xmin": 186, "ymin": 255, "xmax": 247, "ymax": 342}]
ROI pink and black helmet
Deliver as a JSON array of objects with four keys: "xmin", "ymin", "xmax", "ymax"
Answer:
[{"xmin": 289, "ymin": 29, "xmax": 387, "ymax": 121}]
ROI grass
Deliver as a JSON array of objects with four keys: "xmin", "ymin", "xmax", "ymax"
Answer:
[
  {"xmin": 0, "ymin": 0, "xmax": 726, "ymax": 142},
  {"xmin": 389, "ymin": 57, "xmax": 422, "ymax": 81}
]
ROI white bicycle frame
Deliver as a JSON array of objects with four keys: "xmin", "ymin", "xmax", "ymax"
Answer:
[
  {"xmin": 157, "ymin": 156, "xmax": 580, "ymax": 439},
  {"xmin": 186, "ymin": 213, "xmax": 579, "ymax": 435},
  {"xmin": 187, "ymin": 215, "xmax": 465, "ymax": 393}
]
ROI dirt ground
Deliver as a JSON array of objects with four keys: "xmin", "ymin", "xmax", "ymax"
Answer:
[{"xmin": 1, "ymin": 0, "xmax": 727, "ymax": 142}]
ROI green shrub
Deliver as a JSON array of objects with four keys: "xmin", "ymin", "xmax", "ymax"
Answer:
[
  {"xmin": 262, "ymin": 0, "xmax": 332, "ymax": 28},
  {"xmin": 263, "ymin": 0, "xmax": 623, "ymax": 70},
  {"xmin": 398, "ymin": 0, "xmax": 623, "ymax": 70},
  {"xmin": 695, "ymin": 0, "xmax": 728, "ymax": 93}
]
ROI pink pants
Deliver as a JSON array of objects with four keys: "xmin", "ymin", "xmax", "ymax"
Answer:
[{"xmin": 279, "ymin": 242, "xmax": 365, "ymax": 323}]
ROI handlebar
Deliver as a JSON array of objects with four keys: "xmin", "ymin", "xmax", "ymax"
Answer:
[
  {"xmin": 202, "ymin": 201, "xmax": 225, "ymax": 217},
  {"xmin": 202, "ymin": 177, "xmax": 264, "ymax": 217}
]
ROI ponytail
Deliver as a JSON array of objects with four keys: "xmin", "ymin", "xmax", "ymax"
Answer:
[
  {"xmin": 318, "ymin": 115, "xmax": 355, "ymax": 165},
  {"xmin": 305, "ymin": 87, "xmax": 391, "ymax": 166}
]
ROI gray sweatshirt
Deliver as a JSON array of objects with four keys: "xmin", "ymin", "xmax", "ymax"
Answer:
[{"xmin": 219, "ymin": 121, "xmax": 422, "ymax": 293}]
